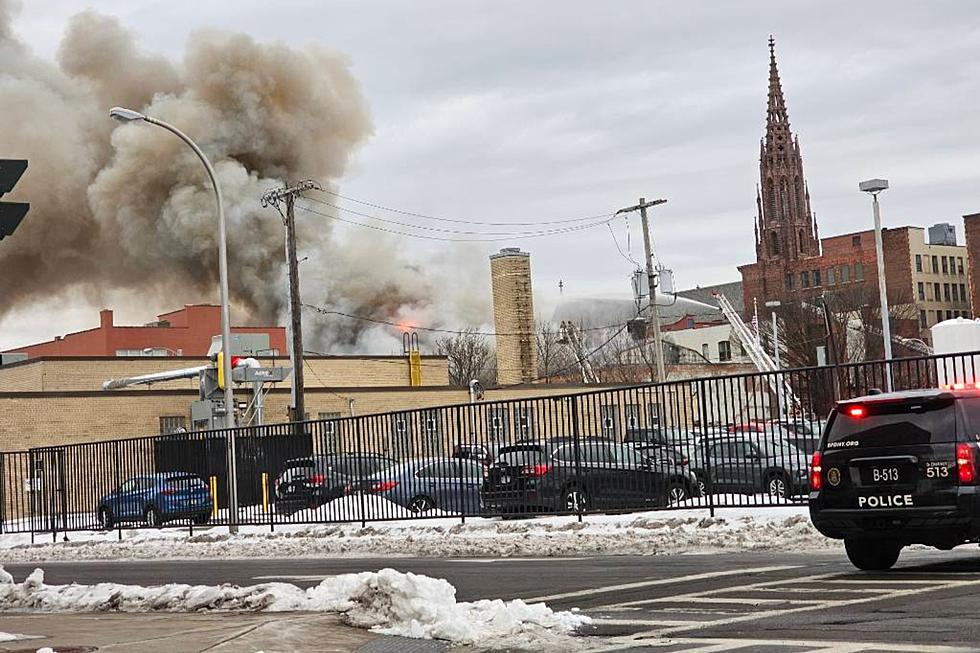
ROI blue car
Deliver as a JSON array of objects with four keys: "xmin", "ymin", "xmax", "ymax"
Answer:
[
  {"xmin": 366, "ymin": 458, "xmax": 485, "ymax": 514},
  {"xmin": 97, "ymin": 472, "xmax": 213, "ymax": 528}
]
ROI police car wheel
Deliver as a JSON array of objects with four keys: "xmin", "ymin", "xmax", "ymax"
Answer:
[{"xmin": 844, "ymin": 538, "xmax": 902, "ymax": 571}]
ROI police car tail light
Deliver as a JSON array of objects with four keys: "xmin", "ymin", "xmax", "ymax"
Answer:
[
  {"xmin": 847, "ymin": 406, "xmax": 865, "ymax": 418},
  {"xmin": 957, "ymin": 443, "xmax": 977, "ymax": 484},
  {"xmin": 810, "ymin": 451, "xmax": 823, "ymax": 491}
]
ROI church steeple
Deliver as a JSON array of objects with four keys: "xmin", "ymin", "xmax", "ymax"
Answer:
[{"xmin": 756, "ymin": 37, "xmax": 819, "ymax": 264}]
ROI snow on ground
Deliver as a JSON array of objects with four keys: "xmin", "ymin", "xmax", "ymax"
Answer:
[
  {"xmin": 0, "ymin": 631, "xmax": 39, "ymax": 642},
  {"xmin": 0, "ymin": 566, "xmax": 588, "ymax": 648},
  {"xmin": 0, "ymin": 499, "xmax": 834, "ymax": 563}
]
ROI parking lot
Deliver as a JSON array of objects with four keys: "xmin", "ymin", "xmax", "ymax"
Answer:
[{"xmin": 8, "ymin": 548, "xmax": 980, "ymax": 651}]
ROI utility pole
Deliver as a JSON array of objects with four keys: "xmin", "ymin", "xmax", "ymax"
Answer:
[
  {"xmin": 616, "ymin": 197, "xmax": 668, "ymax": 382},
  {"xmin": 261, "ymin": 179, "xmax": 321, "ymax": 422}
]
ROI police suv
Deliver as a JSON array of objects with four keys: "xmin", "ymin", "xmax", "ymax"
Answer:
[{"xmin": 809, "ymin": 387, "xmax": 980, "ymax": 570}]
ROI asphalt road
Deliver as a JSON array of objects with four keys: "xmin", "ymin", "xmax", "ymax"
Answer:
[{"xmin": 8, "ymin": 548, "xmax": 980, "ymax": 652}]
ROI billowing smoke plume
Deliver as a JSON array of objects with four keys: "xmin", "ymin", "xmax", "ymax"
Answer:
[{"xmin": 0, "ymin": 2, "xmax": 490, "ymax": 353}]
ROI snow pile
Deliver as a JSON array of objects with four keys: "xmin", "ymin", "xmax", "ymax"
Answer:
[
  {"xmin": 0, "ymin": 567, "xmax": 588, "ymax": 646},
  {"xmin": 0, "ymin": 505, "xmax": 831, "ymax": 562},
  {"xmin": 0, "ymin": 631, "xmax": 37, "ymax": 642}
]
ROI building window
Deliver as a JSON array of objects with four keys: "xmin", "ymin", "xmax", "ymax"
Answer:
[
  {"xmin": 646, "ymin": 403, "xmax": 661, "ymax": 427},
  {"xmin": 852, "ymin": 235, "xmax": 861, "ymax": 247},
  {"xmin": 159, "ymin": 415, "xmax": 186, "ymax": 434},
  {"xmin": 770, "ymin": 231, "xmax": 779, "ymax": 256},
  {"xmin": 944, "ymin": 283, "xmax": 951, "ymax": 301},
  {"xmin": 920, "ymin": 310, "xmax": 928, "ymax": 328},
  {"xmin": 625, "ymin": 403, "xmax": 640, "ymax": 430},
  {"xmin": 600, "ymin": 404, "xmax": 619, "ymax": 439},
  {"xmin": 855, "ymin": 263, "xmax": 865, "ymax": 281},
  {"xmin": 826, "ymin": 267, "xmax": 835, "ymax": 285},
  {"xmin": 933, "ymin": 256, "xmax": 939, "ymax": 273},
  {"xmin": 488, "ymin": 406, "xmax": 510, "ymax": 443},
  {"xmin": 801, "ymin": 271, "xmax": 810, "ymax": 288},
  {"xmin": 915, "ymin": 254, "xmax": 922, "ymax": 272},
  {"xmin": 934, "ymin": 283, "xmax": 941, "ymax": 301},
  {"xmin": 958, "ymin": 258, "xmax": 964, "ymax": 275},
  {"xmin": 961, "ymin": 284, "xmax": 967, "ymax": 301},
  {"xmin": 516, "ymin": 407, "xmax": 534, "ymax": 438},
  {"xmin": 947, "ymin": 310, "xmax": 954, "ymax": 320},
  {"xmin": 942, "ymin": 257, "xmax": 949, "ymax": 274},
  {"xmin": 718, "ymin": 340, "xmax": 732, "ymax": 362},
  {"xmin": 953, "ymin": 284, "xmax": 960, "ymax": 301},
  {"xmin": 840, "ymin": 265, "xmax": 850, "ymax": 283},
  {"xmin": 418, "ymin": 410, "xmax": 442, "ymax": 456},
  {"xmin": 812, "ymin": 269, "xmax": 821, "ymax": 286},
  {"xmin": 950, "ymin": 256, "xmax": 957, "ymax": 273},
  {"xmin": 318, "ymin": 412, "xmax": 342, "ymax": 453},
  {"xmin": 701, "ymin": 343, "xmax": 709, "ymax": 359},
  {"xmin": 785, "ymin": 273, "xmax": 795, "ymax": 290},
  {"xmin": 954, "ymin": 311, "xmax": 961, "ymax": 318},
  {"xmin": 918, "ymin": 282, "xmax": 925, "ymax": 301}
]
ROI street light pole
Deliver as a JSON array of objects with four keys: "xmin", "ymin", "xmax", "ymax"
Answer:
[
  {"xmin": 109, "ymin": 106, "xmax": 240, "ymax": 533},
  {"xmin": 859, "ymin": 179, "xmax": 893, "ymax": 392}
]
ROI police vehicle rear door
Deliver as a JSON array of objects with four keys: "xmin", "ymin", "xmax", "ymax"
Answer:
[{"xmin": 820, "ymin": 395, "xmax": 959, "ymax": 510}]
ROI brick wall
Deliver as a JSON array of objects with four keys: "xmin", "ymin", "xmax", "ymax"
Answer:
[{"xmin": 964, "ymin": 213, "xmax": 980, "ymax": 313}]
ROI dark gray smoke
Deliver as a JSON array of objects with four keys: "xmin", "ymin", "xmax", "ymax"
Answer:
[{"xmin": 0, "ymin": 3, "xmax": 488, "ymax": 352}]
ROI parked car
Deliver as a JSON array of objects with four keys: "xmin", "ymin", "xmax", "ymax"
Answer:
[
  {"xmin": 97, "ymin": 472, "xmax": 212, "ymax": 528},
  {"xmin": 770, "ymin": 418, "xmax": 825, "ymax": 453},
  {"xmin": 275, "ymin": 453, "xmax": 397, "ymax": 515},
  {"xmin": 690, "ymin": 436, "xmax": 809, "ymax": 498},
  {"xmin": 365, "ymin": 457, "xmax": 486, "ymax": 514},
  {"xmin": 482, "ymin": 438, "xmax": 700, "ymax": 515},
  {"xmin": 451, "ymin": 443, "xmax": 496, "ymax": 467}
]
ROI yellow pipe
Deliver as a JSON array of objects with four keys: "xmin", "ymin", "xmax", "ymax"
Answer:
[
  {"xmin": 209, "ymin": 475, "xmax": 218, "ymax": 518},
  {"xmin": 261, "ymin": 472, "xmax": 269, "ymax": 513}
]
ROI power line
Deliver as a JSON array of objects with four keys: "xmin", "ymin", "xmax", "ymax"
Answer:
[
  {"xmin": 305, "ymin": 195, "xmax": 614, "ymax": 237},
  {"xmin": 607, "ymin": 222, "xmax": 641, "ymax": 268},
  {"xmin": 294, "ymin": 202, "xmax": 613, "ymax": 242},
  {"xmin": 302, "ymin": 303, "xmax": 625, "ymax": 337},
  {"xmin": 312, "ymin": 187, "xmax": 614, "ymax": 226}
]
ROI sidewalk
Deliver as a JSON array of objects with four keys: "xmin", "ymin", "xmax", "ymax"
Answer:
[{"xmin": 0, "ymin": 612, "xmax": 393, "ymax": 653}]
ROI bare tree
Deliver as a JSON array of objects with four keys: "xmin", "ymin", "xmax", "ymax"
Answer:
[{"xmin": 434, "ymin": 328, "xmax": 496, "ymax": 387}]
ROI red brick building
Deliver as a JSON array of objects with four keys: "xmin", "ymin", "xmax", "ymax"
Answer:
[{"xmin": 2, "ymin": 305, "xmax": 287, "ymax": 359}]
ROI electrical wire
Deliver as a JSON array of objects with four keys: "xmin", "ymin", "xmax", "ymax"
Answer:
[
  {"xmin": 302, "ymin": 303, "xmax": 624, "ymax": 337},
  {"xmin": 311, "ymin": 187, "xmax": 614, "ymax": 227},
  {"xmin": 305, "ymin": 196, "xmax": 614, "ymax": 237},
  {"xmin": 294, "ymin": 202, "xmax": 612, "ymax": 243},
  {"xmin": 608, "ymin": 222, "xmax": 642, "ymax": 268}
]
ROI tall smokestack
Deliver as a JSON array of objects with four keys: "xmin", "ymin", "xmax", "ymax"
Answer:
[{"xmin": 490, "ymin": 247, "xmax": 537, "ymax": 385}]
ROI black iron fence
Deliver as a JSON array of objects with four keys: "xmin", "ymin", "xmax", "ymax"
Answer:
[{"xmin": 3, "ymin": 350, "xmax": 978, "ymax": 538}]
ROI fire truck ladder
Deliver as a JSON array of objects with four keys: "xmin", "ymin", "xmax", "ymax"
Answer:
[{"xmin": 712, "ymin": 292, "xmax": 802, "ymax": 414}]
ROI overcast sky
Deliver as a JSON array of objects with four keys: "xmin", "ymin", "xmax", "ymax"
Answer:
[{"xmin": 2, "ymin": 1, "xmax": 979, "ymax": 349}]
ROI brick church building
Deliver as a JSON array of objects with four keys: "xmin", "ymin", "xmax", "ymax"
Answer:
[{"xmin": 738, "ymin": 39, "xmax": 971, "ymax": 350}]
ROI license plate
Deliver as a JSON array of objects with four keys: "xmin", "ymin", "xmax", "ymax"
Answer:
[{"xmin": 860, "ymin": 465, "xmax": 910, "ymax": 485}]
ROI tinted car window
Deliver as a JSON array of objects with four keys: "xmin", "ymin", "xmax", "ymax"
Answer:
[
  {"xmin": 827, "ymin": 397, "xmax": 956, "ymax": 446},
  {"xmin": 612, "ymin": 445, "xmax": 644, "ymax": 466},
  {"xmin": 417, "ymin": 462, "xmax": 458, "ymax": 479}
]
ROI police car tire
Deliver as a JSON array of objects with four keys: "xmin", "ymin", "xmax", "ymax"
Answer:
[{"xmin": 844, "ymin": 538, "xmax": 902, "ymax": 571}]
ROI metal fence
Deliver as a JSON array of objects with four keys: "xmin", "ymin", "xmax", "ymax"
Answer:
[{"xmin": 2, "ymin": 350, "xmax": 978, "ymax": 539}]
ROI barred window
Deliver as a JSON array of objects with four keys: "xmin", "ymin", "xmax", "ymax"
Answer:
[{"xmin": 159, "ymin": 415, "xmax": 186, "ymax": 434}]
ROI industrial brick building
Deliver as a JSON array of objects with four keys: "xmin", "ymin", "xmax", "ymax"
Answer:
[{"xmin": 1, "ymin": 305, "xmax": 287, "ymax": 361}]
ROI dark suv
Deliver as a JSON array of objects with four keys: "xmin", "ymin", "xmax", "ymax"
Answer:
[
  {"xmin": 690, "ymin": 436, "xmax": 810, "ymax": 498},
  {"xmin": 482, "ymin": 438, "xmax": 700, "ymax": 515},
  {"xmin": 275, "ymin": 453, "xmax": 397, "ymax": 515},
  {"xmin": 810, "ymin": 388, "xmax": 980, "ymax": 570}
]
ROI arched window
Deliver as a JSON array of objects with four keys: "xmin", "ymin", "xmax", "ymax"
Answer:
[
  {"xmin": 770, "ymin": 231, "xmax": 779, "ymax": 256},
  {"xmin": 799, "ymin": 229, "xmax": 805, "ymax": 254}
]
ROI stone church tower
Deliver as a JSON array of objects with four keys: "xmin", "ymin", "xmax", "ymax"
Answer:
[{"xmin": 754, "ymin": 37, "xmax": 820, "ymax": 264}]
